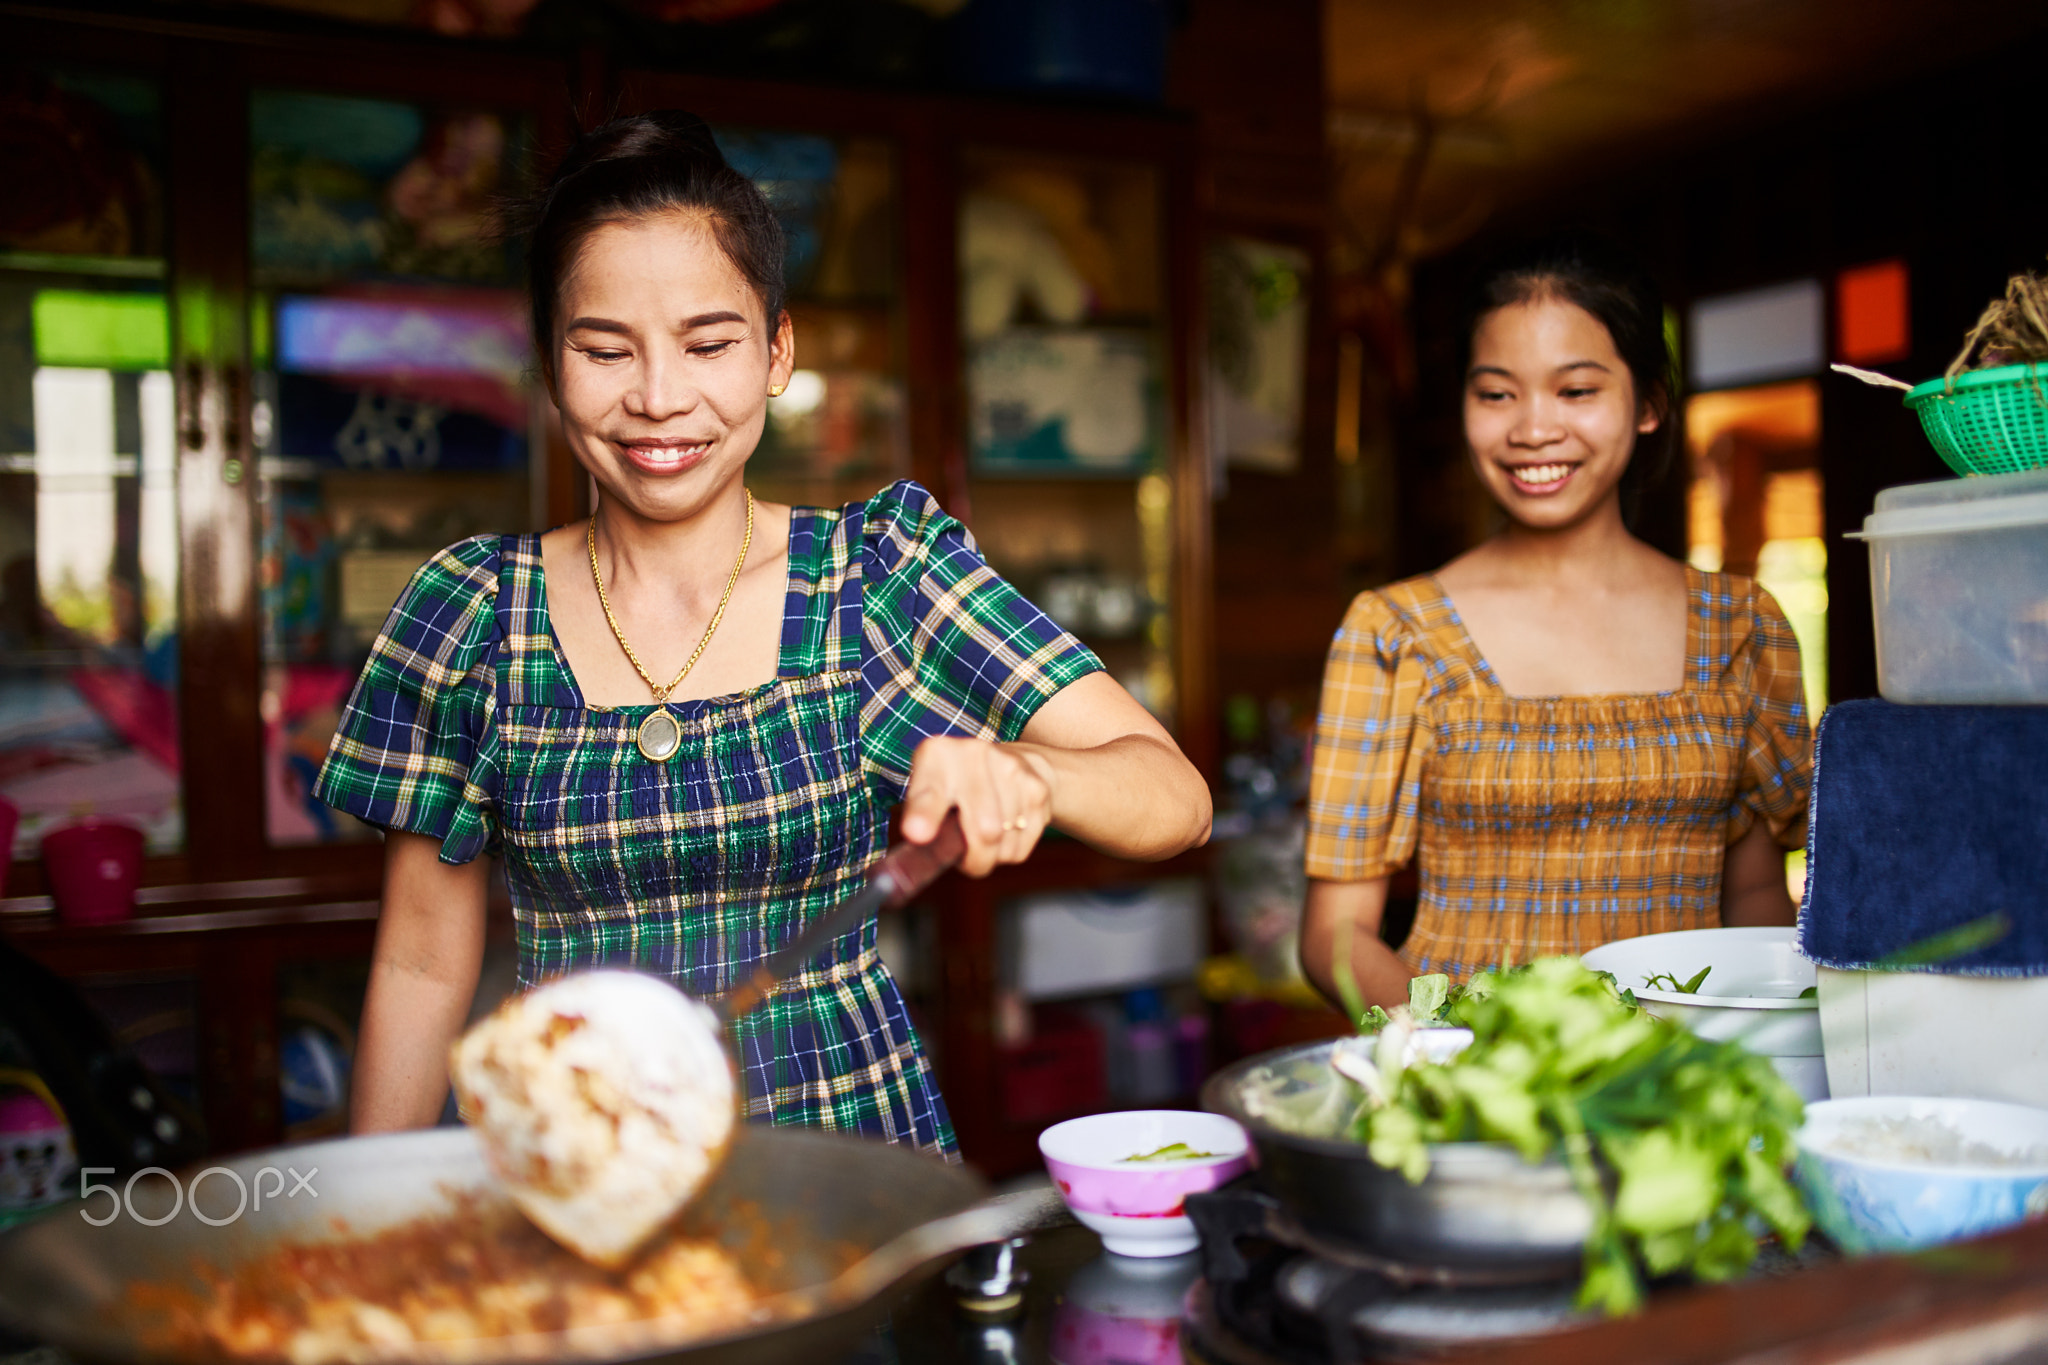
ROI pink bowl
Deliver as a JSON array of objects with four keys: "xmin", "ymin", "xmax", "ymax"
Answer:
[
  {"xmin": 1038, "ymin": 1110, "xmax": 1250, "ymax": 1257},
  {"xmin": 41, "ymin": 819, "xmax": 145, "ymax": 925}
]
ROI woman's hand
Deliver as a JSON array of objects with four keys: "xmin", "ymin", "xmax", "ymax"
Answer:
[
  {"xmin": 902, "ymin": 736, "xmax": 1055, "ymax": 876},
  {"xmin": 899, "ymin": 672, "xmax": 1211, "ymax": 873}
]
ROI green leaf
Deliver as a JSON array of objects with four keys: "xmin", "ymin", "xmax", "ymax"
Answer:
[
  {"xmin": 1576, "ymin": 1242, "xmax": 1643, "ymax": 1316},
  {"xmin": 1408, "ymin": 973, "xmax": 1452, "ymax": 1022},
  {"xmin": 1637, "ymin": 1225, "xmax": 1698, "ymax": 1277},
  {"xmin": 1610, "ymin": 1129, "xmax": 1719, "ymax": 1236},
  {"xmin": 1450, "ymin": 1064, "xmax": 1546, "ymax": 1159},
  {"xmin": 1738, "ymin": 1148, "xmax": 1811, "ymax": 1244},
  {"xmin": 1682, "ymin": 965, "xmax": 1713, "ymax": 993},
  {"xmin": 1120, "ymin": 1142, "xmax": 1223, "ymax": 1162},
  {"xmin": 1873, "ymin": 913, "xmax": 2011, "ymax": 969},
  {"xmin": 1366, "ymin": 1104, "xmax": 1431, "ymax": 1184},
  {"xmin": 1691, "ymin": 1214, "xmax": 1759, "ymax": 1282}
]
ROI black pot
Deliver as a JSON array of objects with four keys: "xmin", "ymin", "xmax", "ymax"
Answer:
[{"xmin": 1201, "ymin": 1039, "xmax": 1593, "ymax": 1279}]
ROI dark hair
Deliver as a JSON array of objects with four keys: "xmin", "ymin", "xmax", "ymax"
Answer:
[
  {"xmin": 517, "ymin": 110, "xmax": 786, "ymax": 385},
  {"xmin": 1459, "ymin": 234, "xmax": 1679, "ymax": 518}
]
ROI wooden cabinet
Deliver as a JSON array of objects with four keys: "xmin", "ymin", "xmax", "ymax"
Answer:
[{"xmin": 3, "ymin": 12, "xmax": 1215, "ymax": 1170}]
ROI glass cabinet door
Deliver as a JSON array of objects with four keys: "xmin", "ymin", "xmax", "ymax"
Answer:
[
  {"xmin": 958, "ymin": 148, "xmax": 1176, "ymax": 729},
  {"xmin": 0, "ymin": 62, "xmax": 181, "ymax": 862},
  {"xmin": 247, "ymin": 88, "xmax": 538, "ymax": 847},
  {"xmin": 711, "ymin": 124, "xmax": 909, "ymax": 511}
]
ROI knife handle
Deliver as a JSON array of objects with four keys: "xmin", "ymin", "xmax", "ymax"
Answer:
[{"xmin": 875, "ymin": 810, "xmax": 967, "ymax": 908}]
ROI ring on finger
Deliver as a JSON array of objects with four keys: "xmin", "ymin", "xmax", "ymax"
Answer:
[{"xmin": 1003, "ymin": 816, "xmax": 1030, "ymax": 831}]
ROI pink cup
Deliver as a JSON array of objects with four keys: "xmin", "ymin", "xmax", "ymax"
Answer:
[{"xmin": 41, "ymin": 820, "xmax": 145, "ymax": 925}]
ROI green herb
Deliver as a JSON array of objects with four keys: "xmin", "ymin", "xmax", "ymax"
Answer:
[
  {"xmin": 1408, "ymin": 973, "xmax": 1453, "ymax": 1023},
  {"xmin": 1798, "ymin": 986, "xmax": 1818, "ymax": 1000},
  {"xmin": 1643, "ymin": 966, "xmax": 1713, "ymax": 994},
  {"xmin": 1120, "ymin": 1142, "xmax": 1222, "ymax": 1163},
  {"xmin": 1873, "ymin": 912, "xmax": 2010, "ymax": 969},
  {"xmin": 1359, "ymin": 974, "xmax": 1460, "ymax": 1035},
  {"xmin": 1336, "ymin": 958, "xmax": 1809, "ymax": 1316}
]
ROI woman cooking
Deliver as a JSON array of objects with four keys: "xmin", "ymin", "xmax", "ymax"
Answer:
[
  {"xmin": 316, "ymin": 111, "xmax": 1211, "ymax": 1157},
  {"xmin": 1302, "ymin": 236, "xmax": 1812, "ymax": 1012}
]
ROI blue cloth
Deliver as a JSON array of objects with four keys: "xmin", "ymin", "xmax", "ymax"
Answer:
[{"xmin": 1799, "ymin": 699, "xmax": 2048, "ymax": 977}]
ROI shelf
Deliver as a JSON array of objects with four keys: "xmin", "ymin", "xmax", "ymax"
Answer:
[
  {"xmin": 0, "ymin": 250, "xmax": 165, "ymax": 279},
  {"xmin": 1, "ymin": 898, "xmax": 381, "ymax": 941},
  {"xmin": 968, "ymin": 464, "xmax": 1167, "ymax": 482}
]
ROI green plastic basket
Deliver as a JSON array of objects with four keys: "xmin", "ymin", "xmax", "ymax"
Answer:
[{"xmin": 1903, "ymin": 362, "xmax": 2048, "ymax": 476}]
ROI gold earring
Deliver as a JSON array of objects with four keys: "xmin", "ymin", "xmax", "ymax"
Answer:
[{"xmin": 768, "ymin": 382, "xmax": 787, "ymax": 398}]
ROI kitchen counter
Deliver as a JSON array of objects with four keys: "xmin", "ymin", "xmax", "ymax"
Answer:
[
  {"xmin": 886, "ymin": 1222, "xmax": 1123, "ymax": 1365},
  {"xmin": 856, "ymin": 1214, "xmax": 2048, "ymax": 1365},
  {"xmin": 8, "ymin": 1206, "xmax": 2048, "ymax": 1365}
]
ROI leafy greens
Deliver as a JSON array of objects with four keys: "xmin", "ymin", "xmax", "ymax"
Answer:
[
  {"xmin": 1120, "ymin": 1142, "xmax": 1222, "ymax": 1162},
  {"xmin": 1335, "ymin": 958, "xmax": 1810, "ymax": 1315},
  {"xmin": 1643, "ymin": 966, "xmax": 1713, "ymax": 994}
]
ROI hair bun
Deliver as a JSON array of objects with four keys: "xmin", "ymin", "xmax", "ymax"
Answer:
[
  {"xmin": 550, "ymin": 109, "xmax": 730, "ymax": 191},
  {"xmin": 632, "ymin": 109, "xmax": 728, "ymax": 170}
]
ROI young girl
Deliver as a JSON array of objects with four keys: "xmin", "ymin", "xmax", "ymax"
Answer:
[
  {"xmin": 316, "ymin": 112, "xmax": 1210, "ymax": 1154},
  {"xmin": 1302, "ymin": 237, "xmax": 1811, "ymax": 1011}
]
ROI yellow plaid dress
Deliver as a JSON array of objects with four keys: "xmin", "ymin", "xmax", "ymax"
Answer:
[{"xmin": 1306, "ymin": 568, "xmax": 1813, "ymax": 979}]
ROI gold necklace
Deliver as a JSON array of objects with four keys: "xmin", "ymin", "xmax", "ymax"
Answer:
[{"xmin": 587, "ymin": 489, "xmax": 755, "ymax": 762}]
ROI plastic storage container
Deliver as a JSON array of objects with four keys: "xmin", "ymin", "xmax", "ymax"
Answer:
[
  {"xmin": 1816, "ymin": 967, "xmax": 2048, "ymax": 1110},
  {"xmin": 1002, "ymin": 879, "xmax": 1206, "ymax": 1000},
  {"xmin": 1849, "ymin": 467, "xmax": 2048, "ymax": 702}
]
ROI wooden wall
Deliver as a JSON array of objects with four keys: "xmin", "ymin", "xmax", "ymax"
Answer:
[{"xmin": 1169, "ymin": 0, "xmax": 1348, "ymax": 723}]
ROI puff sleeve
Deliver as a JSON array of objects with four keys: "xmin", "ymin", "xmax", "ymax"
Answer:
[
  {"xmin": 313, "ymin": 536, "xmax": 504, "ymax": 864},
  {"xmin": 1306, "ymin": 592, "xmax": 1432, "ymax": 881},
  {"xmin": 1725, "ymin": 584, "xmax": 1815, "ymax": 849},
  {"xmin": 857, "ymin": 481, "xmax": 1104, "ymax": 802}
]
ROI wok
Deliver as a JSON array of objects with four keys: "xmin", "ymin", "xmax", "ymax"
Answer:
[
  {"xmin": 0, "ymin": 1125, "xmax": 1054, "ymax": 1365},
  {"xmin": 1200, "ymin": 1040, "xmax": 1594, "ymax": 1282}
]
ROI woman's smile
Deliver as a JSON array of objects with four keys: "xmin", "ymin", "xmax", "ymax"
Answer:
[
  {"xmin": 1502, "ymin": 460, "xmax": 1581, "ymax": 495},
  {"xmin": 617, "ymin": 436, "xmax": 715, "ymax": 476}
]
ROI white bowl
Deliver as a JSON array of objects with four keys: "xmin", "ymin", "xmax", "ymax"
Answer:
[
  {"xmin": 1795, "ymin": 1096, "xmax": 2048, "ymax": 1253},
  {"xmin": 1038, "ymin": 1110, "xmax": 1250, "ymax": 1258},
  {"xmin": 1581, "ymin": 927, "xmax": 1825, "ymax": 1099}
]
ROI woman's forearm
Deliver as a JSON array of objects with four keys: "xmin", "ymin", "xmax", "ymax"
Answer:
[
  {"xmin": 1008, "ymin": 732, "xmax": 1211, "ymax": 861},
  {"xmin": 351, "ymin": 832, "xmax": 490, "ymax": 1134},
  {"xmin": 1301, "ymin": 876, "xmax": 1412, "ymax": 1016}
]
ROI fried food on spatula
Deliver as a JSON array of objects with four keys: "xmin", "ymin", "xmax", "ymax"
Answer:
[{"xmin": 450, "ymin": 970, "xmax": 737, "ymax": 1269}]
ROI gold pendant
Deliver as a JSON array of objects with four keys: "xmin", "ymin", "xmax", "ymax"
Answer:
[{"xmin": 635, "ymin": 709, "xmax": 682, "ymax": 763}]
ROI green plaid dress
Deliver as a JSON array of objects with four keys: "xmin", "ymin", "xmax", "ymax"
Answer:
[{"xmin": 315, "ymin": 481, "xmax": 1102, "ymax": 1157}]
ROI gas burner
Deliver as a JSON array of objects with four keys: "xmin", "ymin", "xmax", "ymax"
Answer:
[
  {"xmin": 1182, "ymin": 1181, "xmax": 1590, "ymax": 1365},
  {"xmin": 1274, "ymin": 1253, "xmax": 1588, "ymax": 1357}
]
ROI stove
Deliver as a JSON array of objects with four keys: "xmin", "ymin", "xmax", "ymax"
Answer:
[{"xmin": 1179, "ymin": 1181, "xmax": 1591, "ymax": 1365}]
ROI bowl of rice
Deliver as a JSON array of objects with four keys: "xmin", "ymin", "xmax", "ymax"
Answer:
[{"xmin": 1794, "ymin": 1095, "xmax": 2048, "ymax": 1254}]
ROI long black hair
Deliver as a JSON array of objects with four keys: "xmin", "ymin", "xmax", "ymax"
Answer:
[
  {"xmin": 514, "ymin": 110, "xmax": 786, "ymax": 387},
  {"xmin": 1459, "ymin": 234, "xmax": 1679, "ymax": 519}
]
